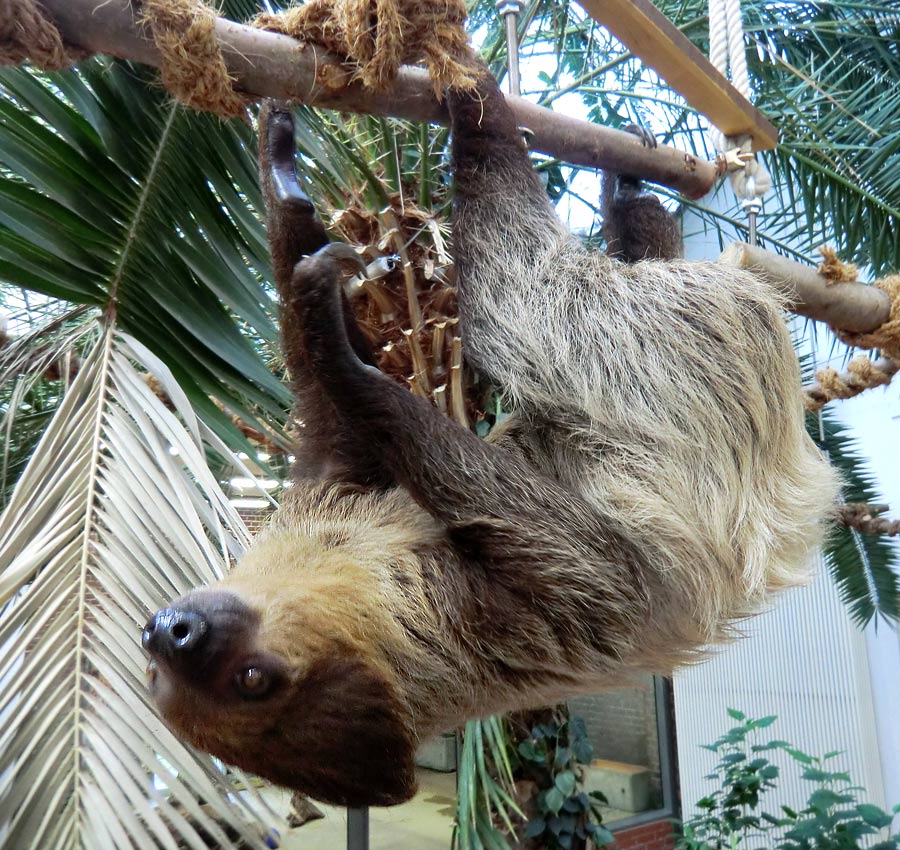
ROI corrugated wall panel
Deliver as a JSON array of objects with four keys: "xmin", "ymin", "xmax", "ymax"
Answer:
[{"xmin": 674, "ymin": 554, "xmax": 884, "ymax": 818}]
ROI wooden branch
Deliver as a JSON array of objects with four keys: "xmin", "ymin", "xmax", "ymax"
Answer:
[
  {"xmin": 837, "ymin": 503, "xmax": 900, "ymax": 538},
  {"xmin": 37, "ymin": 0, "xmax": 717, "ymax": 198},
  {"xmin": 720, "ymin": 242, "xmax": 893, "ymax": 333},
  {"xmin": 577, "ymin": 0, "xmax": 778, "ymax": 151}
]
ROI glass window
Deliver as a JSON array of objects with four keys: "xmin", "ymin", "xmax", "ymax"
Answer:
[{"xmin": 568, "ymin": 675, "xmax": 677, "ymax": 825}]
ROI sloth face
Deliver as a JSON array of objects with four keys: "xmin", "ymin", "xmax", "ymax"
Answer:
[{"xmin": 142, "ymin": 572, "xmax": 417, "ymax": 807}]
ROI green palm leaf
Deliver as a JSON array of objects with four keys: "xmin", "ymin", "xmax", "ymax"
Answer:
[
  {"xmin": 0, "ymin": 58, "xmax": 289, "ymax": 449},
  {"xmin": 814, "ymin": 411, "xmax": 900, "ymax": 625}
]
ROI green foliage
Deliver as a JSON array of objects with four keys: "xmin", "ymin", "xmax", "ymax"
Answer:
[
  {"xmin": 0, "ymin": 58, "xmax": 288, "ymax": 448},
  {"xmin": 678, "ymin": 711, "xmax": 900, "ymax": 850},
  {"xmin": 455, "ymin": 716, "xmax": 524, "ymax": 850},
  {"xmin": 516, "ymin": 711, "xmax": 614, "ymax": 850},
  {"xmin": 454, "ymin": 709, "xmax": 612, "ymax": 850},
  {"xmin": 809, "ymin": 408, "xmax": 900, "ymax": 625}
]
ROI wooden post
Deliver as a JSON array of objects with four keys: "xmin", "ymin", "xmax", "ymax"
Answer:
[{"xmin": 576, "ymin": 0, "xmax": 778, "ymax": 150}]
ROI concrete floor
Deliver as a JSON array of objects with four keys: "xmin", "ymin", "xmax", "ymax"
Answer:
[
  {"xmin": 272, "ymin": 770, "xmax": 457, "ymax": 850},
  {"xmin": 258, "ymin": 768, "xmax": 634, "ymax": 849}
]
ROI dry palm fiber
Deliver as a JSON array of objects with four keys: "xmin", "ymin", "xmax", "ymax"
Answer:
[
  {"xmin": 331, "ymin": 196, "xmax": 483, "ymax": 428},
  {"xmin": 253, "ymin": 0, "xmax": 478, "ymax": 95}
]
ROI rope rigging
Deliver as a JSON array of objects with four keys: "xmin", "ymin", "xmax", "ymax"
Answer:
[{"xmin": 707, "ymin": 0, "xmax": 770, "ymax": 245}]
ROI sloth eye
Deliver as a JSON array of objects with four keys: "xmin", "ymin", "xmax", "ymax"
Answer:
[{"xmin": 235, "ymin": 666, "xmax": 272, "ymax": 699}]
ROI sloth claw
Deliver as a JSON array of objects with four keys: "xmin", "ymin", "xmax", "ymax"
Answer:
[
  {"xmin": 623, "ymin": 123, "xmax": 657, "ymax": 149},
  {"xmin": 266, "ymin": 104, "xmax": 315, "ymax": 211}
]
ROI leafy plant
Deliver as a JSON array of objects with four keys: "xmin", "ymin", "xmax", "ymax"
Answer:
[
  {"xmin": 455, "ymin": 716, "xmax": 524, "ymax": 850},
  {"xmin": 453, "ymin": 708, "xmax": 612, "ymax": 850},
  {"xmin": 678, "ymin": 710, "xmax": 900, "ymax": 850},
  {"xmin": 515, "ymin": 710, "xmax": 614, "ymax": 850}
]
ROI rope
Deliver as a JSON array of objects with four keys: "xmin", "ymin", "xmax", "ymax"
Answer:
[
  {"xmin": 724, "ymin": 0, "xmax": 749, "ymax": 98},
  {"xmin": 141, "ymin": 0, "xmax": 248, "ymax": 118},
  {"xmin": 707, "ymin": 0, "xmax": 770, "ymax": 204},
  {"xmin": 818, "ymin": 246, "xmax": 858, "ymax": 283},
  {"xmin": 0, "ymin": 0, "xmax": 87, "ymax": 70},
  {"xmin": 253, "ymin": 0, "xmax": 477, "ymax": 96},
  {"xmin": 708, "ymin": 0, "xmax": 727, "ymax": 85},
  {"xmin": 837, "ymin": 503, "xmax": 900, "ymax": 538},
  {"xmin": 803, "ymin": 356, "xmax": 897, "ymax": 413}
]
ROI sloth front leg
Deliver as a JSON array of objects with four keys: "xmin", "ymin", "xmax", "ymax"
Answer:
[
  {"xmin": 260, "ymin": 103, "xmax": 388, "ymax": 486},
  {"xmin": 445, "ymin": 72, "xmax": 583, "ymax": 417},
  {"xmin": 295, "ymin": 248, "xmax": 648, "ymax": 631}
]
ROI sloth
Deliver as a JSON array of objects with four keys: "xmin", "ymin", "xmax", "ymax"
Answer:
[
  {"xmin": 142, "ymin": 66, "xmax": 837, "ymax": 808},
  {"xmin": 601, "ymin": 124, "xmax": 683, "ymax": 262}
]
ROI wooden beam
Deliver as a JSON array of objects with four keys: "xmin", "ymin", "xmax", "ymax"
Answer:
[
  {"xmin": 576, "ymin": 0, "xmax": 779, "ymax": 150},
  {"xmin": 719, "ymin": 242, "xmax": 892, "ymax": 333},
  {"xmin": 33, "ymin": 0, "xmax": 718, "ymax": 198}
]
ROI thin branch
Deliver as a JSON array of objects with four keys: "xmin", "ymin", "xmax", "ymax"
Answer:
[{"xmin": 36, "ymin": 0, "xmax": 717, "ymax": 198}]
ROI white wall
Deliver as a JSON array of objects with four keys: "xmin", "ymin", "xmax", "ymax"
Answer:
[
  {"xmin": 674, "ymin": 553, "xmax": 886, "ymax": 817},
  {"xmin": 674, "ymin": 200, "xmax": 900, "ymax": 820},
  {"xmin": 833, "ymin": 386, "xmax": 900, "ymax": 809}
]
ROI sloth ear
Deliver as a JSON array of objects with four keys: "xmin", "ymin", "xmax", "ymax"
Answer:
[{"xmin": 282, "ymin": 655, "xmax": 419, "ymax": 807}]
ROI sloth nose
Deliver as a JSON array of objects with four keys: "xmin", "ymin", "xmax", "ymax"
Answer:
[{"xmin": 142, "ymin": 608, "xmax": 209, "ymax": 658}]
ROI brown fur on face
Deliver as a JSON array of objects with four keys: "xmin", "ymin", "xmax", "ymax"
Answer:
[
  {"xmin": 144, "ymin": 78, "xmax": 837, "ymax": 806},
  {"xmin": 148, "ymin": 551, "xmax": 419, "ymax": 806}
]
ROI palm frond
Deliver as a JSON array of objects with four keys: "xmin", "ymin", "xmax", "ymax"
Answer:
[
  {"xmin": 811, "ymin": 410, "xmax": 900, "ymax": 626},
  {"xmin": 0, "ymin": 307, "xmax": 91, "ymax": 504},
  {"xmin": 0, "ymin": 322, "xmax": 279, "ymax": 850},
  {"xmin": 0, "ymin": 59, "xmax": 289, "ymax": 449}
]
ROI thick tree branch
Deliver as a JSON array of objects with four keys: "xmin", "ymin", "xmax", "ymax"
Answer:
[
  {"xmin": 36, "ymin": 0, "xmax": 716, "ymax": 198},
  {"xmin": 720, "ymin": 242, "xmax": 893, "ymax": 333}
]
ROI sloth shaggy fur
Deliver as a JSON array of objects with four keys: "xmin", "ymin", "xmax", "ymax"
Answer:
[{"xmin": 143, "ymin": 67, "xmax": 838, "ymax": 808}]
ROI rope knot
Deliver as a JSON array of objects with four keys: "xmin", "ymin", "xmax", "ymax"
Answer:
[
  {"xmin": 142, "ymin": 0, "xmax": 248, "ymax": 118},
  {"xmin": 254, "ymin": 0, "xmax": 478, "ymax": 96},
  {"xmin": 0, "ymin": 0, "xmax": 87, "ymax": 70}
]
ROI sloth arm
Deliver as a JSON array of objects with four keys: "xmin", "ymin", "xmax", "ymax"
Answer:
[
  {"xmin": 290, "ymin": 248, "xmax": 648, "ymax": 621},
  {"xmin": 259, "ymin": 102, "xmax": 390, "ymax": 486}
]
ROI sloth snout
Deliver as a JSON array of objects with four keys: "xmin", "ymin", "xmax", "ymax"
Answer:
[{"xmin": 142, "ymin": 607, "xmax": 209, "ymax": 659}]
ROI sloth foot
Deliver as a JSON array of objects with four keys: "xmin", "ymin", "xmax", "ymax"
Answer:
[
  {"xmin": 312, "ymin": 242, "xmax": 369, "ymax": 276},
  {"xmin": 623, "ymin": 123, "xmax": 657, "ymax": 149}
]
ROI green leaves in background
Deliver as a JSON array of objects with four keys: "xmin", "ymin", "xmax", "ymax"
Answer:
[
  {"xmin": 814, "ymin": 410, "xmax": 900, "ymax": 625},
  {"xmin": 0, "ymin": 58, "xmax": 288, "ymax": 447}
]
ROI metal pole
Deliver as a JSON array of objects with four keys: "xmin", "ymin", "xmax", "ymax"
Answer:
[
  {"xmin": 740, "ymin": 165, "xmax": 761, "ymax": 247},
  {"xmin": 495, "ymin": 0, "xmax": 524, "ymax": 97},
  {"xmin": 347, "ymin": 807, "xmax": 370, "ymax": 850}
]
